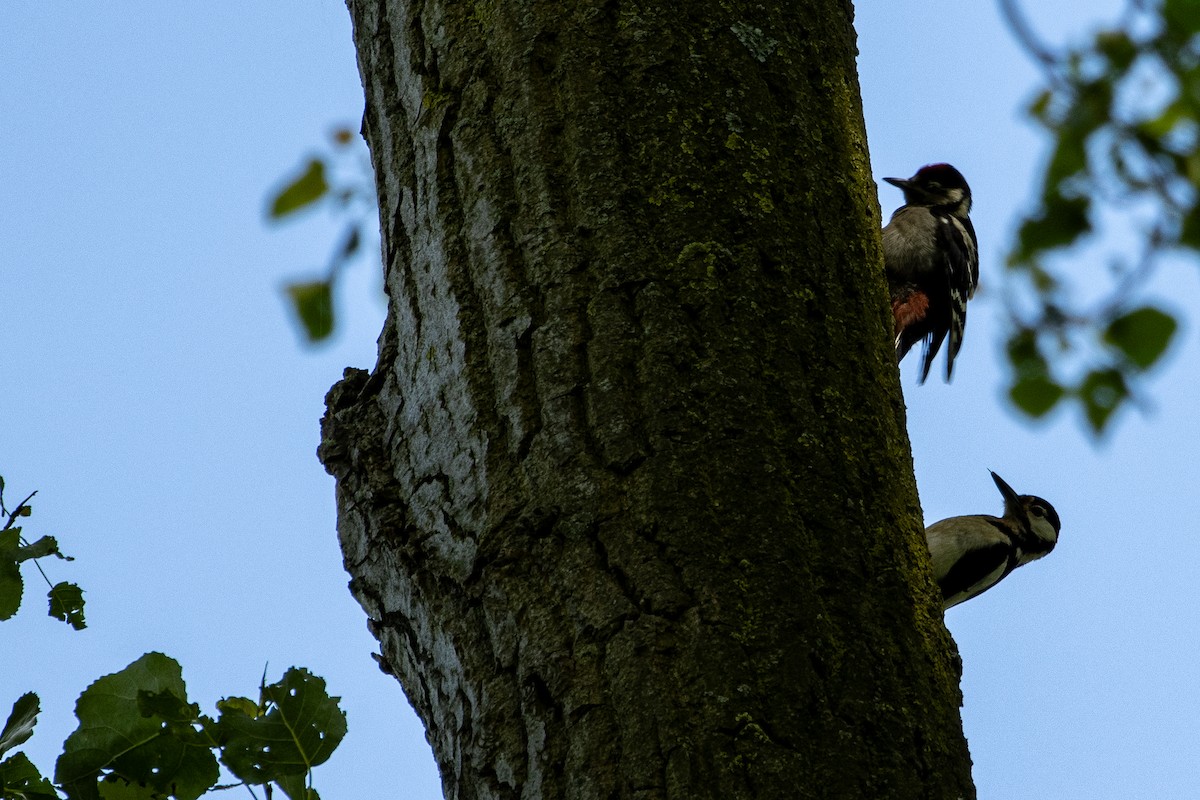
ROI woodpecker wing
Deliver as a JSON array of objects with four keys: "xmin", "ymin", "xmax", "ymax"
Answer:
[
  {"xmin": 885, "ymin": 206, "xmax": 940, "ymax": 366},
  {"xmin": 912, "ymin": 213, "xmax": 978, "ymax": 383},
  {"xmin": 940, "ymin": 214, "xmax": 979, "ymax": 381},
  {"xmin": 926, "ymin": 516, "xmax": 1017, "ymax": 609}
]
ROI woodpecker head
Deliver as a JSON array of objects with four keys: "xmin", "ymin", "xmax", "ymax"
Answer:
[
  {"xmin": 884, "ymin": 163, "xmax": 972, "ymax": 217},
  {"xmin": 990, "ymin": 470, "xmax": 1061, "ymax": 553}
]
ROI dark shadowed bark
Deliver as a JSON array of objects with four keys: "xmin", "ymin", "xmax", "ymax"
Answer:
[{"xmin": 320, "ymin": 0, "xmax": 975, "ymax": 797}]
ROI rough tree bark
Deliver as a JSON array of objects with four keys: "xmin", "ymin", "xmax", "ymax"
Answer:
[{"xmin": 320, "ymin": 0, "xmax": 975, "ymax": 797}]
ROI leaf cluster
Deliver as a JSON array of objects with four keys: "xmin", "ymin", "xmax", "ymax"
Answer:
[
  {"xmin": 0, "ymin": 477, "xmax": 85, "ymax": 630},
  {"xmin": 1, "ymin": 654, "xmax": 346, "ymax": 800},
  {"xmin": 1001, "ymin": 0, "xmax": 1195, "ymax": 433}
]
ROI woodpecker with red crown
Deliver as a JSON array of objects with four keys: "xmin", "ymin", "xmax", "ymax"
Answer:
[{"xmin": 881, "ymin": 163, "xmax": 979, "ymax": 383}]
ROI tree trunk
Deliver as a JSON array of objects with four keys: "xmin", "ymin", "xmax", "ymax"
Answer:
[{"xmin": 320, "ymin": 1, "xmax": 975, "ymax": 797}]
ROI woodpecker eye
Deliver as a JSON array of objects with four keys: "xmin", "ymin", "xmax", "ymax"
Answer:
[
  {"xmin": 927, "ymin": 182, "xmax": 942, "ymax": 189},
  {"xmin": 1031, "ymin": 505, "xmax": 1045, "ymax": 517}
]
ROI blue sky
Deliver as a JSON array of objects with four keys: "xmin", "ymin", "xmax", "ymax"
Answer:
[{"xmin": 2, "ymin": 3, "xmax": 1197, "ymax": 799}]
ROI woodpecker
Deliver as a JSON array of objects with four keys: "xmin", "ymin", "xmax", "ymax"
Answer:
[
  {"xmin": 881, "ymin": 163, "xmax": 979, "ymax": 383},
  {"xmin": 925, "ymin": 471, "xmax": 1061, "ymax": 610}
]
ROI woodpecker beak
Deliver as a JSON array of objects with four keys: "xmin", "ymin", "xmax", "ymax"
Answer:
[
  {"xmin": 990, "ymin": 471, "xmax": 1022, "ymax": 512},
  {"xmin": 883, "ymin": 176, "xmax": 910, "ymax": 189}
]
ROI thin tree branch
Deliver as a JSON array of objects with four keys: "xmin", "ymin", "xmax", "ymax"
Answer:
[
  {"xmin": 998, "ymin": 0, "xmax": 1065, "ymax": 81},
  {"xmin": 3, "ymin": 490, "xmax": 37, "ymax": 531}
]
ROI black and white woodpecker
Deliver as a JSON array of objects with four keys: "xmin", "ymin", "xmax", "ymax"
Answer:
[
  {"xmin": 881, "ymin": 163, "xmax": 979, "ymax": 383},
  {"xmin": 925, "ymin": 471, "xmax": 1061, "ymax": 610}
]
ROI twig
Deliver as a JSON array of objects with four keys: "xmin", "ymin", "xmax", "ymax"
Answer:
[
  {"xmin": 3, "ymin": 490, "xmax": 37, "ymax": 531},
  {"xmin": 997, "ymin": 0, "xmax": 1065, "ymax": 81}
]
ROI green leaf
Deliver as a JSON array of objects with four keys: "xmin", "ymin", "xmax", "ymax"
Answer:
[
  {"xmin": 1138, "ymin": 99, "xmax": 1189, "ymax": 142},
  {"xmin": 1027, "ymin": 89, "xmax": 1054, "ymax": 125},
  {"xmin": 1011, "ymin": 195, "xmax": 1091, "ymax": 265},
  {"xmin": 268, "ymin": 159, "xmax": 328, "ymax": 219},
  {"xmin": 1103, "ymin": 306, "xmax": 1178, "ymax": 370},
  {"xmin": 1028, "ymin": 263, "xmax": 1059, "ymax": 293},
  {"xmin": 0, "ymin": 693, "xmax": 40, "ymax": 758},
  {"xmin": 1095, "ymin": 30, "xmax": 1138, "ymax": 73},
  {"xmin": 285, "ymin": 281, "xmax": 335, "ymax": 342},
  {"xmin": 216, "ymin": 668, "xmax": 346, "ymax": 786},
  {"xmin": 1181, "ymin": 207, "xmax": 1200, "ymax": 250},
  {"xmin": 0, "ymin": 752, "xmax": 59, "ymax": 800},
  {"xmin": 48, "ymin": 582, "xmax": 86, "ymax": 631},
  {"xmin": 1010, "ymin": 375, "xmax": 1066, "ymax": 418},
  {"xmin": 0, "ymin": 529, "xmax": 23, "ymax": 621},
  {"xmin": 55, "ymin": 653, "xmax": 218, "ymax": 800},
  {"xmin": 137, "ymin": 690, "xmax": 200, "ymax": 726},
  {"xmin": 96, "ymin": 774, "xmax": 161, "ymax": 800},
  {"xmin": 215, "ymin": 696, "xmax": 259, "ymax": 718},
  {"xmin": 1074, "ymin": 78, "xmax": 1114, "ymax": 133},
  {"xmin": 1044, "ymin": 122, "xmax": 1090, "ymax": 190},
  {"xmin": 1078, "ymin": 368, "xmax": 1129, "ymax": 433},
  {"xmin": 1186, "ymin": 150, "xmax": 1200, "ymax": 187},
  {"xmin": 1005, "ymin": 328, "xmax": 1050, "ymax": 377},
  {"xmin": 1164, "ymin": 0, "xmax": 1200, "ymax": 34},
  {"xmin": 275, "ymin": 771, "xmax": 317, "ymax": 800}
]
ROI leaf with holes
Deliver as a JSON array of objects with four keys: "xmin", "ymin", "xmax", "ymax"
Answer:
[
  {"xmin": 48, "ymin": 582, "xmax": 86, "ymax": 630},
  {"xmin": 137, "ymin": 689, "xmax": 201, "ymax": 728},
  {"xmin": 215, "ymin": 668, "xmax": 345, "ymax": 794},
  {"xmin": 0, "ymin": 752, "xmax": 58, "ymax": 800},
  {"xmin": 55, "ymin": 653, "xmax": 218, "ymax": 800}
]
